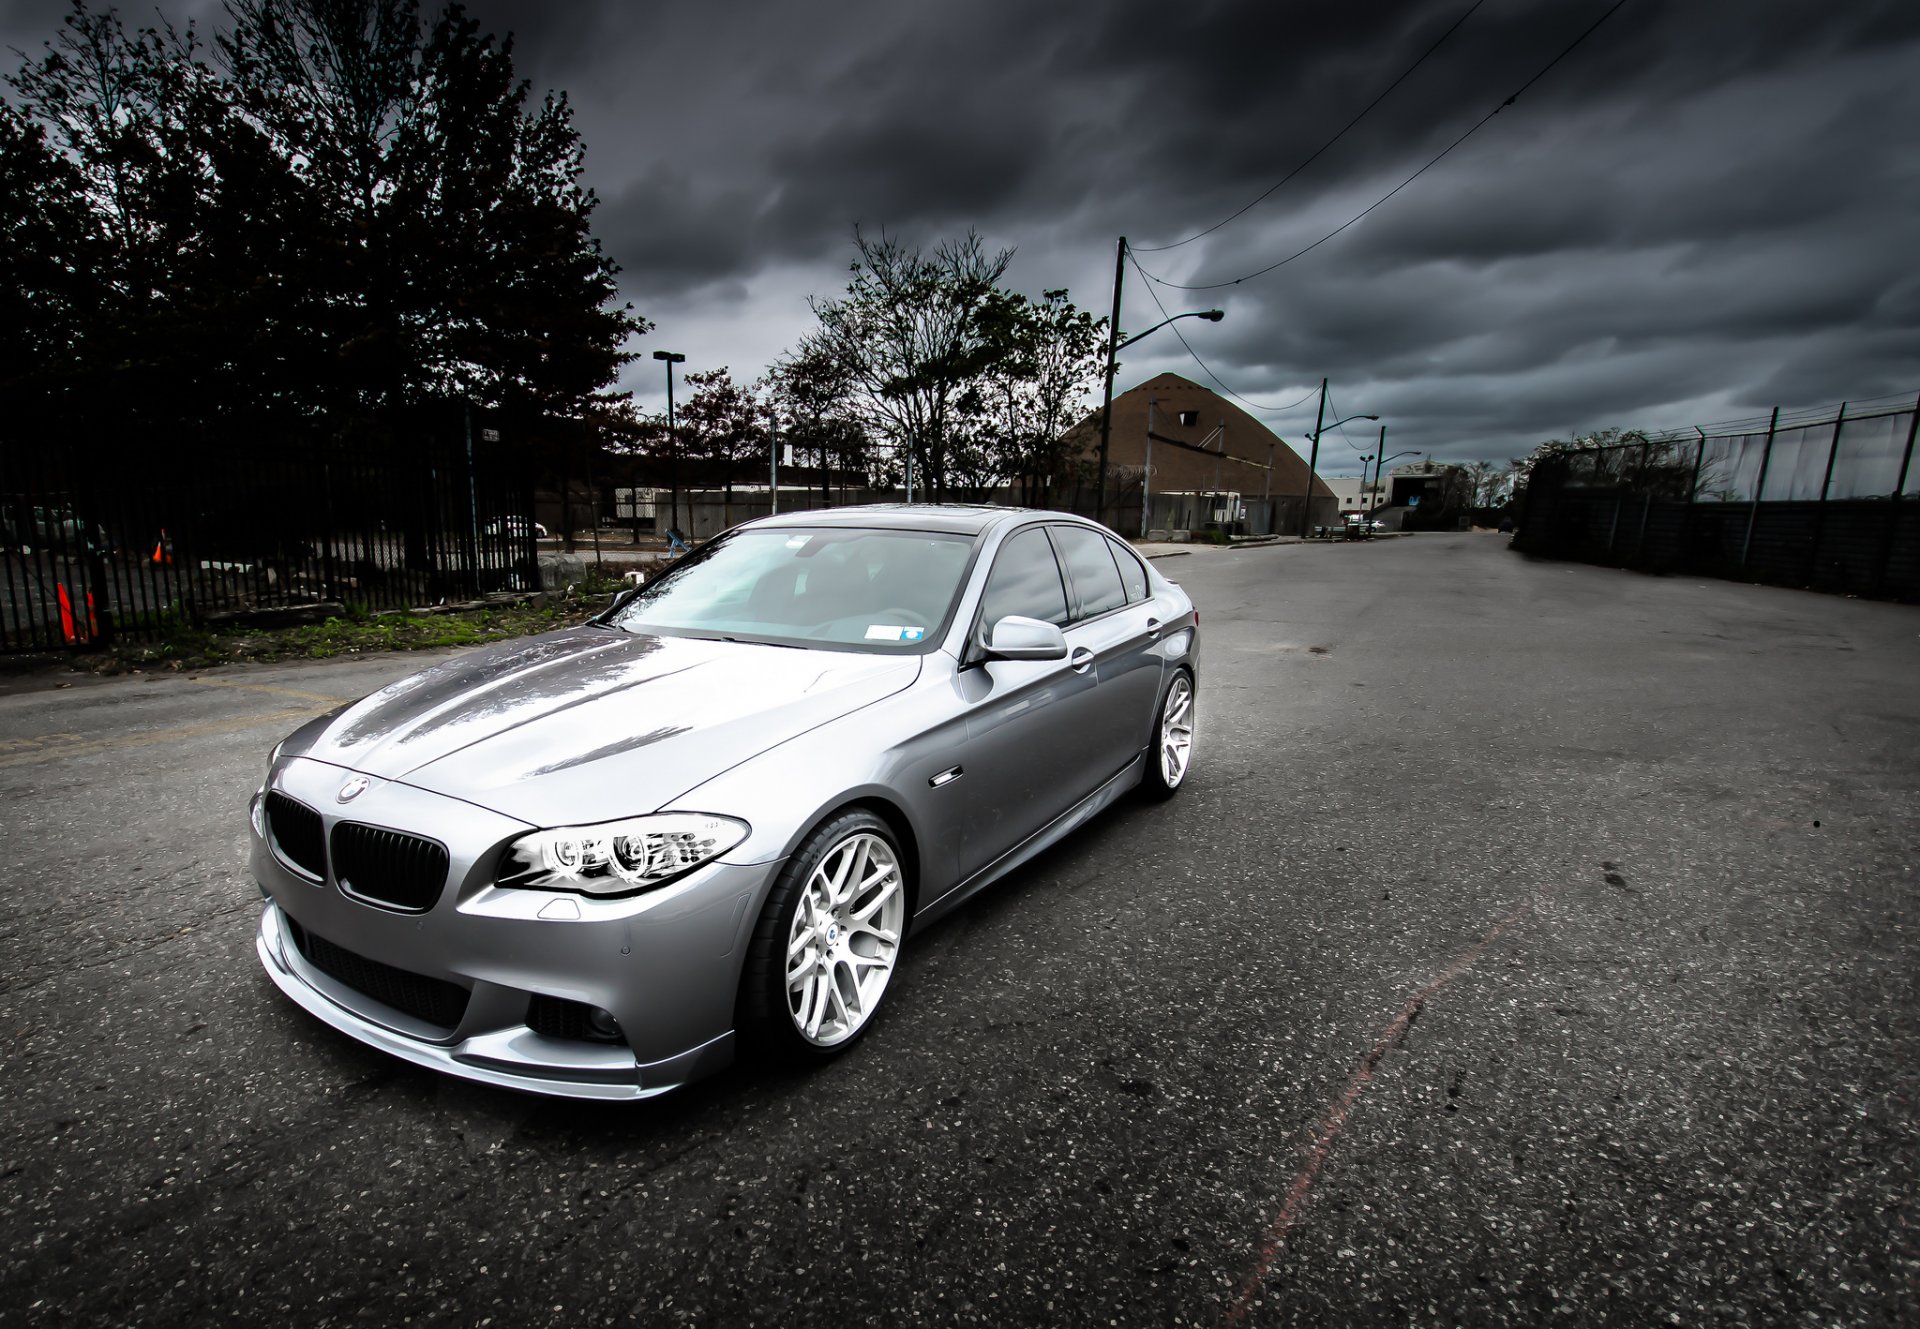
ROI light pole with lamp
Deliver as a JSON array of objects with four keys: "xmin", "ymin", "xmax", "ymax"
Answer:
[
  {"xmin": 652, "ymin": 350, "xmax": 686, "ymax": 541},
  {"xmin": 1369, "ymin": 447, "xmax": 1423, "ymax": 518},
  {"xmin": 1096, "ymin": 306, "xmax": 1226, "ymax": 523},
  {"xmin": 1093, "ymin": 237, "xmax": 1223, "ymax": 525},
  {"xmin": 1298, "ymin": 376, "xmax": 1377, "ymax": 537}
]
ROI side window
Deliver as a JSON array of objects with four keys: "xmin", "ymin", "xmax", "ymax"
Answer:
[
  {"xmin": 978, "ymin": 527, "xmax": 1069, "ymax": 628},
  {"xmin": 1051, "ymin": 526, "xmax": 1127, "ymax": 620},
  {"xmin": 1106, "ymin": 537, "xmax": 1149, "ymax": 603}
]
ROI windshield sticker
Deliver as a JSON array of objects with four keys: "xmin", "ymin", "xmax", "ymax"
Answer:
[
  {"xmin": 865, "ymin": 625, "xmax": 925, "ymax": 642},
  {"xmin": 785, "ymin": 535, "xmax": 812, "ymax": 549}
]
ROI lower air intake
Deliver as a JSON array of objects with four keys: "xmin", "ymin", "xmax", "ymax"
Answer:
[{"xmin": 285, "ymin": 918, "xmax": 469, "ymax": 1031}]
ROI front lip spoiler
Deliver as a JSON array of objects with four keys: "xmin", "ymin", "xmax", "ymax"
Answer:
[{"xmin": 254, "ymin": 901, "xmax": 733, "ymax": 1101}]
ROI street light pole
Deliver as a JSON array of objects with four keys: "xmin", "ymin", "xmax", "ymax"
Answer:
[
  {"xmin": 1094, "ymin": 236, "xmax": 1127, "ymax": 526},
  {"xmin": 1299, "ymin": 378, "xmax": 1327, "ymax": 538},
  {"xmin": 1091, "ymin": 234, "xmax": 1225, "ymax": 527},
  {"xmin": 1372, "ymin": 447, "xmax": 1423, "ymax": 517},
  {"xmin": 1295, "ymin": 382, "xmax": 1378, "ymax": 538},
  {"xmin": 1371, "ymin": 425, "xmax": 1385, "ymax": 516},
  {"xmin": 653, "ymin": 350, "xmax": 686, "ymax": 537}
]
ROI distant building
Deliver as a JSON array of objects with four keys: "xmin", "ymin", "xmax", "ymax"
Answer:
[
  {"xmin": 1322, "ymin": 475, "xmax": 1381, "ymax": 512},
  {"xmin": 1058, "ymin": 373, "xmax": 1338, "ymax": 536},
  {"xmin": 1382, "ymin": 459, "xmax": 1472, "ymax": 529}
]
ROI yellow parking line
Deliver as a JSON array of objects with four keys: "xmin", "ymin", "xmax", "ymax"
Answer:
[
  {"xmin": 0, "ymin": 733, "xmax": 83, "ymax": 754},
  {"xmin": 0, "ymin": 706, "xmax": 323, "ymax": 769},
  {"xmin": 186, "ymin": 676, "xmax": 352, "ymax": 705}
]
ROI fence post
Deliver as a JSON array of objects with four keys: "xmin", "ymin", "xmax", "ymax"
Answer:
[
  {"xmin": 1808, "ymin": 402, "xmax": 1847, "ymax": 586},
  {"xmin": 1877, "ymin": 396, "xmax": 1920, "ymax": 596},
  {"xmin": 1740, "ymin": 407, "xmax": 1779, "ymax": 571},
  {"xmin": 1680, "ymin": 427, "xmax": 1707, "ymax": 569},
  {"xmin": 321, "ymin": 459, "xmax": 338, "ymax": 600}
]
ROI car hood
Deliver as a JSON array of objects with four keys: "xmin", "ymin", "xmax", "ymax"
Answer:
[{"xmin": 302, "ymin": 627, "xmax": 919, "ymax": 826}]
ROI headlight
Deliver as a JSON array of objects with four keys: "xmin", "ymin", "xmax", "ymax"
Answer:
[{"xmin": 496, "ymin": 813, "xmax": 749, "ymax": 897}]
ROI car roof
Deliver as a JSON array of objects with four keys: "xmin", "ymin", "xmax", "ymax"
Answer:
[{"xmin": 744, "ymin": 503, "xmax": 1098, "ymax": 538}]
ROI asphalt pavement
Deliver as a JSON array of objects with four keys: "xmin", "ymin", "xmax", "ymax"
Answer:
[{"xmin": 1, "ymin": 533, "xmax": 1914, "ymax": 1327}]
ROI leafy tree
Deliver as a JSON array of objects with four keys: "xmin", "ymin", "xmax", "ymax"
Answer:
[
  {"xmin": 960, "ymin": 287, "xmax": 1104, "ymax": 504},
  {"xmin": 216, "ymin": 0, "xmax": 647, "ymax": 437},
  {"xmin": 678, "ymin": 367, "xmax": 768, "ymax": 527},
  {"xmin": 0, "ymin": 102, "xmax": 102, "ymax": 438},
  {"xmin": 3, "ymin": 5, "xmax": 311, "ymax": 449},
  {"xmin": 4, "ymin": 0, "xmax": 645, "ymax": 473},
  {"xmin": 766, "ymin": 341, "xmax": 871, "ymax": 507}
]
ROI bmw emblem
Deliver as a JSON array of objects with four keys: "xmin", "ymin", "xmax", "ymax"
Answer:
[
  {"xmin": 336, "ymin": 775, "xmax": 370, "ymax": 803},
  {"xmin": 827, "ymin": 924, "xmax": 838, "ymax": 944}
]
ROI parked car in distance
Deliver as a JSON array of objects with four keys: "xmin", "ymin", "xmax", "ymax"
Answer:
[{"xmin": 249, "ymin": 506, "xmax": 1199, "ymax": 1099}]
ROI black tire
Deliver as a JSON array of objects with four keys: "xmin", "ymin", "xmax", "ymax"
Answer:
[
  {"xmin": 738, "ymin": 809, "xmax": 907, "ymax": 1064},
  {"xmin": 1140, "ymin": 669, "xmax": 1196, "ymax": 800}
]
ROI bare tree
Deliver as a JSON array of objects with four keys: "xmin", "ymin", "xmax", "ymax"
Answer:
[{"xmin": 801, "ymin": 227, "xmax": 1012, "ymax": 502}]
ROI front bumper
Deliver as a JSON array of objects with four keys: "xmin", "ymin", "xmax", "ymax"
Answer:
[
  {"xmin": 251, "ymin": 757, "xmax": 779, "ymax": 1100},
  {"xmin": 255, "ymin": 902, "xmax": 740, "ymax": 1100}
]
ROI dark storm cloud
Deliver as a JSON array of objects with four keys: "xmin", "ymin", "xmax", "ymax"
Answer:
[{"xmin": 5, "ymin": 0, "xmax": 1916, "ymax": 461}]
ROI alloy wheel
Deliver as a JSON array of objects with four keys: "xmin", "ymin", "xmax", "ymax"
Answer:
[
  {"xmin": 1160, "ymin": 675, "xmax": 1194, "ymax": 787},
  {"xmin": 784, "ymin": 831, "xmax": 904, "ymax": 1046}
]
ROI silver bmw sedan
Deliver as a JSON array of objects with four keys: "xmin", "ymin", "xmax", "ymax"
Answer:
[{"xmin": 249, "ymin": 505, "xmax": 1198, "ymax": 1099}]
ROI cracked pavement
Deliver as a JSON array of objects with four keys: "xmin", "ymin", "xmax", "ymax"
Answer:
[{"xmin": 0, "ymin": 533, "xmax": 1915, "ymax": 1326}]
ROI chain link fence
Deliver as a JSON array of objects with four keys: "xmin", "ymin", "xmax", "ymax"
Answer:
[{"xmin": 1515, "ymin": 394, "xmax": 1920, "ymax": 599}]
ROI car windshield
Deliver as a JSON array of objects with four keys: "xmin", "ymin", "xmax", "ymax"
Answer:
[{"xmin": 605, "ymin": 527, "xmax": 976, "ymax": 650}]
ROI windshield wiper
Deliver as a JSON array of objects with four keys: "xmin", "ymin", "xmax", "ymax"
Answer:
[{"xmin": 719, "ymin": 635, "xmax": 805, "ymax": 649}]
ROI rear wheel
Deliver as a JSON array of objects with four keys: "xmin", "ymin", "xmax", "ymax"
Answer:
[
  {"xmin": 740, "ymin": 811, "xmax": 907, "ymax": 1061},
  {"xmin": 1141, "ymin": 670, "xmax": 1195, "ymax": 799}
]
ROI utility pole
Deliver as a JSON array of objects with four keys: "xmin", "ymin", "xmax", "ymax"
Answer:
[
  {"xmin": 1372, "ymin": 424, "xmax": 1386, "ymax": 516},
  {"xmin": 1299, "ymin": 377, "xmax": 1327, "ymax": 537},
  {"xmin": 1094, "ymin": 236, "xmax": 1126, "ymax": 526},
  {"xmin": 1141, "ymin": 396, "xmax": 1155, "ymax": 539},
  {"xmin": 1263, "ymin": 441, "xmax": 1275, "ymax": 533}
]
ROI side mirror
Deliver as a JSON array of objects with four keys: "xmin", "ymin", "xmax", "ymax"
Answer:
[{"xmin": 982, "ymin": 614, "xmax": 1068, "ymax": 662}]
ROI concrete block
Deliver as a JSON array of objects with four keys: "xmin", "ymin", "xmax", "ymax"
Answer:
[{"xmin": 537, "ymin": 552, "xmax": 587, "ymax": 592}]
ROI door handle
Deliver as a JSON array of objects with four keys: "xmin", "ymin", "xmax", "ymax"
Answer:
[
  {"xmin": 1069, "ymin": 647, "xmax": 1095, "ymax": 674},
  {"xmin": 1145, "ymin": 616, "xmax": 1162, "ymax": 639}
]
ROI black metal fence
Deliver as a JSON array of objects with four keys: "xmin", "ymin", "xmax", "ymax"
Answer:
[
  {"xmin": 0, "ymin": 433, "xmax": 538, "ymax": 652},
  {"xmin": 1515, "ymin": 395, "xmax": 1920, "ymax": 600}
]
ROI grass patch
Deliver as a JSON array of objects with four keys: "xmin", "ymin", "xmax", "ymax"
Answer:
[{"xmin": 71, "ymin": 594, "xmax": 612, "ymax": 674}]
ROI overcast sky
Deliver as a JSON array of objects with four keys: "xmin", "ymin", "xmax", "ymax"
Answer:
[{"xmin": 6, "ymin": 0, "xmax": 1918, "ymax": 468}]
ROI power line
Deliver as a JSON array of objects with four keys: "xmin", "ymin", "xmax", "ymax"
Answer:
[
  {"xmin": 1134, "ymin": 0, "xmax": 1631, "ymax": 292},
  {"xmin": 1135, "ymin": 1, "xmax": 1485, "ymax": 254},
  {"xmin": 1325, "ymin": 388, "xmax": 1372, "ymax": 456},
  {"xmin": 1125, "ymin": 247, "xmax": 1321, "ymax": 418}
]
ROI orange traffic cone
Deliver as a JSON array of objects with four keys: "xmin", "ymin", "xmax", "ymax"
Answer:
[
  {"xmin": 152, "ymin": 529, "xmax": 173, "ymax": 566},
  {"xmin": 57, "ymin": 583, "xmax": 78, "ymax": 644},
  {"xmin": 86, "ymin": 590, "xmax": 99, "ymax": 641}
]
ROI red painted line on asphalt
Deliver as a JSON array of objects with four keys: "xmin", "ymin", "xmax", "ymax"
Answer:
[{"xmin": 1219, "ymin": 886, "xmax": 1554, "ymax": 1326}]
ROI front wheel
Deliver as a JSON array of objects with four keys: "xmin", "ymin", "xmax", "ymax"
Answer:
[
  {"xmin": 1141, "ymin": 670, "xmax": 1195, "ymax": 799},
  {"xmin": 739, "ymin": 811, "xmax": 908, "ymax": 1062}
]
